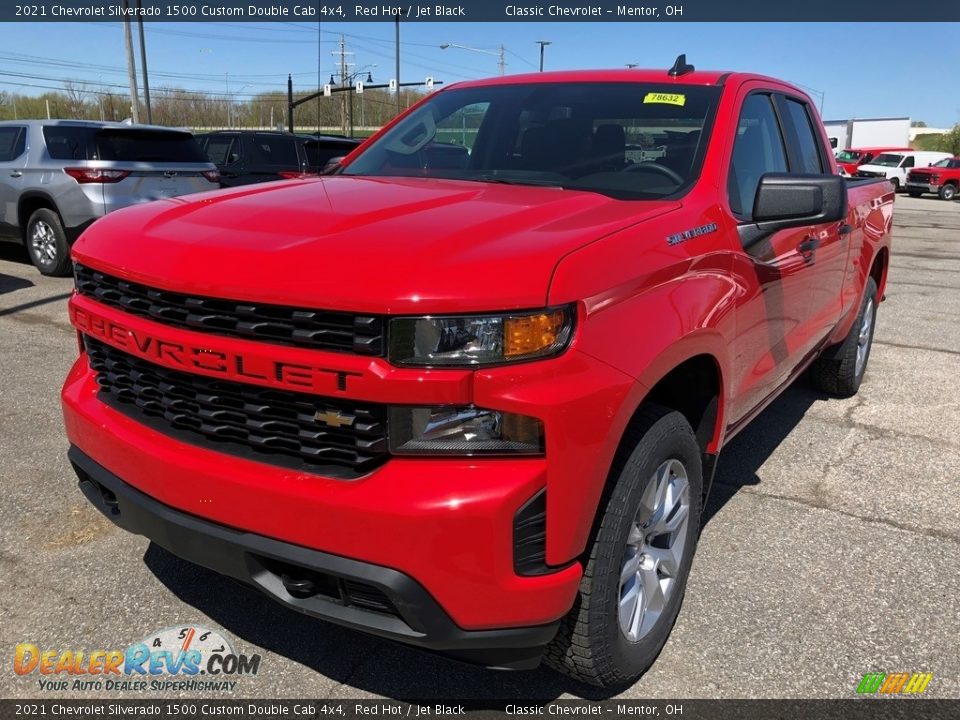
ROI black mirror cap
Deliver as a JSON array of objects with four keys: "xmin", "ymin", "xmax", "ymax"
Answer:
[
  {"xmin": 829, "ymin": 137, "xmax": 839, "ymax": 148},
  {"xmin": 752, "ymin": 173, "xmax": 847, "ymax": 226}
]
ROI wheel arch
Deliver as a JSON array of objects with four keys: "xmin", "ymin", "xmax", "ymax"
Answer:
[
  {"xmin": 17, "ymin": 191, "xmax": 63, "ymax": 243},
  {"xmin": 564, "ymin": 344, "xmax": 727, "ymax": 566}
]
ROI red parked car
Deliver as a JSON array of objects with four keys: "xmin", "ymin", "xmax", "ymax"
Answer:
[
  {"xmin": 906, "ymin": 156, "xmax": 960, "ymax": 200},
  {"xmin": 62, "ymin": 60, "xmax": 893, "ymax": 687},
  {"xmin": 834, "ymin": 146, "xmax": 911, "ymax": 176}
]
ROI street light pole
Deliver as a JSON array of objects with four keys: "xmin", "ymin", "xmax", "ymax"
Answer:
[
  {"xmin": 536, "ymin": 40, "xmax": 551, "ymax": 72},
  {"xmin": 440, "ymin": 42, "xmax": 507, "ymax": 76}
]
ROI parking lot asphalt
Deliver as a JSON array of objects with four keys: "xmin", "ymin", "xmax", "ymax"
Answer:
[{"xmin": 1, "ymin": 195, "xmax": 958, "ymax": 701}]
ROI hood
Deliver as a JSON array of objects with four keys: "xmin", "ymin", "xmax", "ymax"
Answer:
[{"xmin": 73, "ymin": 176, "xmax": 679, "ymax": 314}]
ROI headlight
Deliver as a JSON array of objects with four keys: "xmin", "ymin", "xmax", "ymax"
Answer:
[
  {"xmin": 389, "ymin": 406, "xmax": 544, "ymax": 455},
  {"xmin": 388, "ymin": 307, "xmax": 573, "ymax": 367}
]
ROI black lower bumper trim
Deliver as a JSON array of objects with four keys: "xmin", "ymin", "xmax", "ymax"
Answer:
[{"xmin": 69, "ymin": 446, "xmax": 559, "ymax": 670}]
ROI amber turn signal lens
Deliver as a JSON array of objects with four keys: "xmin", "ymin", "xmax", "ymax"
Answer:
[{"xmin": 504, "ymin": 311, "xmax": 566, "ymax": 358}]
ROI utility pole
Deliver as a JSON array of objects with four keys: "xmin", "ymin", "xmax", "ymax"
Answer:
[
  {"xmin": 225, "ymin": 72, "xmax": 230, "ymax": 128},
  {"xmin": 394, "ymin": 15, "xmax": 401, "ymax": 115},
  {"xmin": 333, "ymin": 34, "xmax": 354, "ymax": 136},
  {"xmin": 536, "ymin": 40, "xmax": 551, "ymax": 72},
  {"xmin": 498, "ymin": 44, "xmax": 506, "ymax": 76},
  {"xmin": 136, "ymin": 0, "xmax": 151, "ymax": 123},
  {"xmin": 122, "ymin": 1, "xmax": 140, "ymax": 123}
]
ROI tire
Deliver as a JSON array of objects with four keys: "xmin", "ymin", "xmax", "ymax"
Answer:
[
  {"xmin": 544, "ymin": 405, "xmax": 702, "ymax": 688},
  {"xmin": 907, "ymin": 191, "xmax": 923, "ymax": 198},
  {"xmin": 809, "ymin": 277, "xmax": 878, "ymax": 398},
  {"xmin": 25, "ymin": 208, "xmax": 72, "ymax": 277},
  {"xmin": 939, "ymin": 183, "xmax": 957, "ymax": 201},
  {"xmin": 889, "ymin": 177, "xmax": 900, "ymax": 192}
]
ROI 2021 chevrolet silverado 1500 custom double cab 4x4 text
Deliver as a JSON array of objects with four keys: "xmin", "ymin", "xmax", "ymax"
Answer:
[{"xmin": 62, "ymin": 61, "xmax": 893, "ymax": 687}]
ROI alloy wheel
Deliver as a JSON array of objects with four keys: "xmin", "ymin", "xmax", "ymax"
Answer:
[{"xmin": 618, "ymin": 458, "xmax": 690, "ymax": 642}]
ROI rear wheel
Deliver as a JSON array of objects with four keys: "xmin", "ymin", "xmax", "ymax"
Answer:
[
  {"xmin": 25, "ymin": 208, "xmax": 71, "ymax": 277},
  {"xmin": 544, "ymin": 406, "xmax": 701, "ymax": 688},
  {"xmin": 940, "ymin": 183, "xmax": 957, "ymax": 201},
  {"xmin": 809, "ymin": 277, "xmax": 878, "ymax": 397}
]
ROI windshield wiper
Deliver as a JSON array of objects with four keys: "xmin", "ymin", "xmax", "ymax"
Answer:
[{"xmin": 462, "ymin": 174, "xmax": 564, "ymax": 188}]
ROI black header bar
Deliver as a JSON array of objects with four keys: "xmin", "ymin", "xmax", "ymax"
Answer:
[{"xmin": 3, "ymin": 0, "xmax": 959, "ymax": 22}]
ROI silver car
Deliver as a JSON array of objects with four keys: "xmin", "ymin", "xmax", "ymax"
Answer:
[{"xmin": 0, "ymin": 120, "xmax": 219, "ymax": 276}]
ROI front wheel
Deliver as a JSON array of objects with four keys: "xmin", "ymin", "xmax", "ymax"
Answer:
[
  {"xmin": 940, "ymin": 184, "xmax": 957, "ymax": 201},
  {"xmin": 544, "ymin": 406, "xmax": 702, "ymax": 688},
  {"xmin": 809, "ymin": 277, "xmax": 878, "ymax": 397},
  {"xmin": 25, "ymin": 208, "xmax": 72, "ymax": 277},
  {"xmin": 889, "ymin": 177, "xmax": 900, "ymax": 192}
]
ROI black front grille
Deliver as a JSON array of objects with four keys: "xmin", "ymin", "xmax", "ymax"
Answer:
[
  {"xmin": 74, "ymin": 264, "xmax": 383, "ymax": 356},
  {"xmin": 85, "ymin": 338, "xmax": 387, "ymax": 477},
  {"xmin": 856, "ymin": 170, "xmax": 882, "ymax": 178}
]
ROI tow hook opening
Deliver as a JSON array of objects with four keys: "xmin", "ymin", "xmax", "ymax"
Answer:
[{"xmin": 74, "ymin": 465, "xmax": 120, "ymax": 516}]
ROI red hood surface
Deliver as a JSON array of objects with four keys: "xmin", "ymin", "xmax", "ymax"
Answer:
[{"xmin": 73, "ymin": 176, "xmax": 679, "ymax": 314}]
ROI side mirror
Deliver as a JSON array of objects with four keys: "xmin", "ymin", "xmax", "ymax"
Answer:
[
  {"xmin": 829, "ymin": 137, "xmax": 838, "ymax": 149},
  {"xmin": 740, "ymin": 173, "xmax": 847, "ymax": 248},
  {"xmin": 320, "ymin": 156, "xmax": 345, "ymax": 175}
]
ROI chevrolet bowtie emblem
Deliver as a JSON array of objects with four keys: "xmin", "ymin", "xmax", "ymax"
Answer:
[{"xmin": 314, "ymin": 409, "xmax": 354, "ymax": 428}]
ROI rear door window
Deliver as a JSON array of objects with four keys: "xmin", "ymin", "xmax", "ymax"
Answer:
[
  {"xmin": 204, "ymin": 135, "xmax": 237, "ymax": 166},
  {"xmin": 780, "ymin": 98, "xmax": 825, "ymax": 174},
  {"xmin": 0, "ymin": 126, "xmax": 26, "ymax": 161},
  {"xmin": 248, "ymin": 134, "xmax": 299, "ymax": 168},
  {"xmin": 93, "ymin": 130, "xmax": 208, "ymax": 163}
]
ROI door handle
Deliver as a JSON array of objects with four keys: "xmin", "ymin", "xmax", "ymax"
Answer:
[
  {"xmin": 838, "ymin": 223, "xmax": 852, "ymax": 236},
  {"xmin": 798, "ymin": 236, "xmax": 820, "ymax": 254},
  {"xmin": 9, "ymin": 170, "xmax": 22, "ymax": 178}
]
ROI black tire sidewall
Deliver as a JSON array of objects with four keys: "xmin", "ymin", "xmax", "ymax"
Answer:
[
  {"xmin": 940, "ymin": 185, "xmax": 956, "ymax": 201},
  {"xmin": 595, "ymin": 413, "xmax": 703, "ymax": 680},
  {"xmin": 26, "ymin": 209, "xmax": 70, "ymax": 276}
]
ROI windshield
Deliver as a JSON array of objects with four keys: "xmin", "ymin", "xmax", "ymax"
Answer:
[
  {"xmin": 835, "ymin": 150, "xmax": 861, "ymax": 162},
  {"xmin": 343, "ymin": 83, "xmax": 722, "ymax": 200},
  {"xmin": 931, "ymin": 158, "xmax": 960, "ymax": 169},
  {"xmin": 870, "ymin": 153, "xmax": 904, "ymax": 167}
]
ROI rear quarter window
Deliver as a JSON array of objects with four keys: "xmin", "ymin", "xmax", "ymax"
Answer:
[
  {"xmin": 43, "ymin": 126, "xmax": 93, "ymax": 160},
  {"xmin": 93, "ymin": 130, "xmax": 208, "ymax": 163}
]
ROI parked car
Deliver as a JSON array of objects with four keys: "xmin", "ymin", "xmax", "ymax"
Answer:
[
  {"xmin": 834, "ymin": 146, "xmax": 911, "ymax": 176},
  {"xmin": 0, "ymin": 120, "xmax": 217, "ymax": 276},
  {"xmin": 855, "ymin": 150, "xmax": 954, "ymax": 190},
  {"xmin": 905, "ymin": 156, "xmax": 960, "ymax": 200},
  {"xmin": 63, "ymin": 62, "xmax": 893, "ymax": 688},
  {"xmin": 196, "ymin": 130, "xmax": 360, "ymax": 187}
]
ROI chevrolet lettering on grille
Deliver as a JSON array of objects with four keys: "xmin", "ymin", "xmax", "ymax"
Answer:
[{"xmin": 70, "ymin": 303, "xmax": 362, "ymax": 394}]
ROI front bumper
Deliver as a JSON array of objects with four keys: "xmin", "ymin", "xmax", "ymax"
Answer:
[
  {"xmin": 69, "ymin": 446, "xmax": 560, "ymax": 669},
  {"xmin": 905, "ymin": 182, "xmax": 937, "ymax": 193}
]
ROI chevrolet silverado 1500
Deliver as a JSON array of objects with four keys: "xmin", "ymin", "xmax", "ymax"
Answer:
[{"xmin": 62, "ymin": 60, "xmax": 893, "ymax": 687}]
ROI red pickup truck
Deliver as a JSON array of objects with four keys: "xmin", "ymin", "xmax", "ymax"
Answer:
[
  {"xmin": 62, "ymin": 61, "xmax": 893, "ymax": 687},
  {"xmin": 906, "ymin": 156, "xmax": 960, "ymax": 200}
]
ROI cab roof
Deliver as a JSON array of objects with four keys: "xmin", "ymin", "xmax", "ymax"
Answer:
[{"xmin": 446, "ymin": 69, "xmax": 813, "ymax": 107}]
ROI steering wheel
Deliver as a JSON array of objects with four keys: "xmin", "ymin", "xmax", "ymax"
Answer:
[{"xmin": 621, "ymin": 161, "xmax": 684, "ymax": 185}]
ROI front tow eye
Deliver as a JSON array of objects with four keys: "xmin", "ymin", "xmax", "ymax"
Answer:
[{"xmin": 280, "ymin": 573, "xmax": 318, "ymax": 598}]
